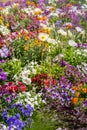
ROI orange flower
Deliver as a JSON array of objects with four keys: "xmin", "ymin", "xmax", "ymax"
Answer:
[
  {"xmin": 42, "ymin": 16, "xmax": 47, "ymax": 21},
  {"xmin": 75, "ymin": 92, "xmax": 80, "ymax": 97},
  {"xmin": 38, "ymin": 29, "xmax": 43, "ymax": 33},
  {"xmin": 78, "ymin": 83, "xmax": 83, "ymax": 87},
  {"xmin": 72, "ymin": 98, "xmax": 78, "ymax": 105},
  {"xmin": 66, "ymin": 3, "xmax": 73, "ymax": 8},
  {"xmin": 37, "ymin": 17, "xmax": 42, "ymax": 21},
  {"xmin": 18, "ymin": 33, "xmax": 22, "ymax": 38},
  {"xmin": 72, "ymin": 86, "xmax": 78, "ymax": 90},
  {"xmin": 66, "ymin": 24, "xmax": 73, "ymax": 29},
  {"xmin": 82, "ymin": 88, "xmax": 87, "ymax": 93},
  {"xmin": 0, "ymin": 7, "xmax": 4, "ymax": 10},
  {"xmin": 80, "ymin": 98, "xmax": 84, "ymax": 102},
  {"xmin": 49, "ymin": 7, "xmax": 54, "ymax": 11}
]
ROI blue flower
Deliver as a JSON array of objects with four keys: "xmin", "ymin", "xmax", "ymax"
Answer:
[
  {"xmin": 2, "ymin": 111, "xmax": 8, "ymax": 120},
  {"xmin": 7, "ymin": 115, "xmax": 26, "ymax": 130}
]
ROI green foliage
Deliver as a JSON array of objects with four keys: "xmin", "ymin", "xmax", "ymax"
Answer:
[
  {"xmin": 0, "ymin": 59, "xmax": 22, "ymax": 81},
  {"xmin": 36, "ymin": 61, "xmax": 64, "ymax": 79}
]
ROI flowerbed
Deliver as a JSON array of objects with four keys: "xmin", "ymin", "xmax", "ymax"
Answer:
[{"xmin": 0, "ymin": 0, "xmax": 87, "ymax": 129}]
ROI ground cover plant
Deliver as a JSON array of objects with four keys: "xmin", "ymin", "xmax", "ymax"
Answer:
[{"xmin": 0, "ymin": 0, "xmax": 87, "ymax": 129}]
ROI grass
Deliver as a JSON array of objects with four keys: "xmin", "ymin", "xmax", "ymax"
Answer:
[{"xmin": 25, "ymin": 107, "xmax": 66, "ymax": 130}]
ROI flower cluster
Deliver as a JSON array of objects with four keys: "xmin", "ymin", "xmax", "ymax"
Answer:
[
  {"xmin": 1, "ymin": 103, "xmax": 34, "ymax": 130},
  {"xmin": 0, "ymin": 0, "xmax": 87, "ymax": 129}
]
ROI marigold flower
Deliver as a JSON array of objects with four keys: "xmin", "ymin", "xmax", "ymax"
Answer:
[
  {"xmin": 72, "ymin": 86, "xmax": 78, "ymax": 90},
  {"xmin": 72, "ymin": 98, "xmax": 78, "ymax": 105},
  {"xmin": 42, "ymin": 16, "xmax": 47, "ymax": 21},
  {"xmin": 82, "ymin": 88, "xmax": 87, "ymax": 93},
  {"xmin": 78, "ymin": 83, "xmax": 83, "ymax": 87},
  {"xmin": 75, "ymin": 92, "xmax": 80, "ymax": 97}
]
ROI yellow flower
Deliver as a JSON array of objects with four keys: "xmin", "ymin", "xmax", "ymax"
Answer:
[
  {"xmin": 0, "ymin": 19, "xmax": 3, "ymax": 24},
  {"xmin": 34, "ymin": 8, "xmax": 43, "ymax": 15},
  {"xmin": 23, "ymin": 45, "xmax": 29, "ymax": 50},
  {"xmin": 24, "ymin": 35, "xmax": 30, "ymax": 41},
  {"xmin": 29, "ymin": 43, "xmax": 34, "ymax": 48},
  {"xmin": 5, "ymin": 23, "xmax": 9, "ymax": 27},
  {"xmin": 38, "ymin": 33, "xmax": 49, "ymax": 41}
]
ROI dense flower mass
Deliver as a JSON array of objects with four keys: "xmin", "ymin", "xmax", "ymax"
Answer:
[{"xmin": 0, "ymin": 0, "xmax": 87, "ymax": 129}]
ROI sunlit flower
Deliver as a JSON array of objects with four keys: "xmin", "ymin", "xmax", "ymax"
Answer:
[
  {"xmin": 34, "ymin": 8, "xmax": 43, "ymax": 15},
  {"xmin": 57, "ymin": 29, "xmax": 67, "ymax": 36},
  {"xmin": 38, "ymin": 32, "xmax": 49, "ymax": 41},
  {"xmin": 68, "ymin": 40, "xmax": 77, "ymax": 47}
]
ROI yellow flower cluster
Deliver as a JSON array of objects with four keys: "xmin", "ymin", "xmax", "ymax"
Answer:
[{"xmin": 0, "ymin": 16, "xmax": 3, "ymax": 24}]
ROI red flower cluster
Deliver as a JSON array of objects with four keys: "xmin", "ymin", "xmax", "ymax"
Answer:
[
  {"xmin": 0, "ymin": 82, "xmax": 27, "ymax": 93},
  {"xmin": 31, "ymin": 73, "xmax": 48, "ymax": 86},
  {"xmin": 44, "ymin": 78, "xmax": 57, "ymax": 89},
  {"xmin": 31, "ymin": 73, "xmax": 57, "ymax": 88}
]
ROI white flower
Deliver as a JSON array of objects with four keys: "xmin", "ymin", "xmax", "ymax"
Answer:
[
  {"xmin": 32, "ymin": 69, "xmax": 36, "ymax": 74},
  {"xmin": 47, "ymin": 38, "xmax": 57, "ymax": 44},
  {"xmin": 22, "ymin": 77, "xmax": 31, "ymax": 85},
  {"xmin": 75, "ymin": 49, "xmax": 81, "ymax": 55},
  {"xmin": 49, "ymin": 12, "xmax": 58, "ymax": 17},
  {"xmin": 34, "ymin": 101, "xmax": 38, "ymax": 105},
  {"xmin": 30, "ymin": 98, "xmax": 35, "ymax": 102},
  {"xmin": 75, "ymin": 27, "xmax": 85, "ymax": 34},
  {"xmin": 67, "ymin": 30, "xmax": 73, "ymax": 37},
  {"xmin": 0, "ymin": 25, "xmax": 10, "ymax": 36},
  {"xmin": 22, "ymin": 7, "xmax": 34, "ymax": 15},
  {"xmin": 38, "ymin": 33, "xmax": 49, "ymax": 41},
  {"xmin": 57, "ymin": 29, "xmax": 67, "ymax": 36},
  {"xmin": 21, "ymin": 70, "xmax": 31, "ymax": 77},
  {"xmin": 56, "ymin": 128, "xmax": 62, "ymax": 130},
  {"xmin": 68, "ymin": 40, "xmax": 77, "ymax": 47},
  {"xmin": 83, "ymin": 49, "xmax": 87, "ymax": 52},
  {"xmin": 1, "ymin": 6, "xmax": 11, "ymax": 14},
  {"xmin": 81, "ymin": 4, "xmax": 87, "ymax": 9},
  {"xmin": 34, "ymin": 8, "xmax": 43, "ymax": 15},
  {"xmin": 23, "ymin": 92, "xmax": 31, "ymax": 96}
]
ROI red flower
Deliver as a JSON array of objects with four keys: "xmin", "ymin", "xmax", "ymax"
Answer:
[
  {"xmin": 18, "ymin": 82, "xmax": 27, "ymax": 92},
  {"xmin": 44, "ymin": 79, "xmax": 50, "ymax": 88},
  {"xmin": 5, "ymin": 82, "xmax": 18, "ymax": 92}
]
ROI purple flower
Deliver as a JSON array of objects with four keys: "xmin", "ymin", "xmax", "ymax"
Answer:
[
  {"xmin": 2, "ymin": 111, "xmax": 8, "ymax": 120},
  {"xmin": 20, "ymin": 104, "xmax": 34, "ymax": 117},
  {"xmin": 0, "ymin": 68, "xmax": 8, "ymax": 81},
  {"xmin": 71, "ymin": 13, "xmax": 80, "ymax": 26},
  {"xmin": 0, "ymin": 47, "xmax": 9, "ymax": 58},
  {"xmin": 82, "ymin": 100, "xmax": 87, "ymax": 108},
  {"xmin": 0, "ymin": 59, "xmax": 6, "ymax": 63},
  {"xmin": 7, "ymin": 115, "xmax": 25, "ymax": 130}
]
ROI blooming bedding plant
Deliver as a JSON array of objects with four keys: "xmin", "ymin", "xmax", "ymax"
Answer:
[{"xmin": 0, "ymin": 0, "xmax": 87, "ymax": 130}]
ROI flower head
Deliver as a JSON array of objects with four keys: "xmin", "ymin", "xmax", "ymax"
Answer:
[{"xmin": 38, "ymin": 33, "xmax": 49, "ymax": 41}]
